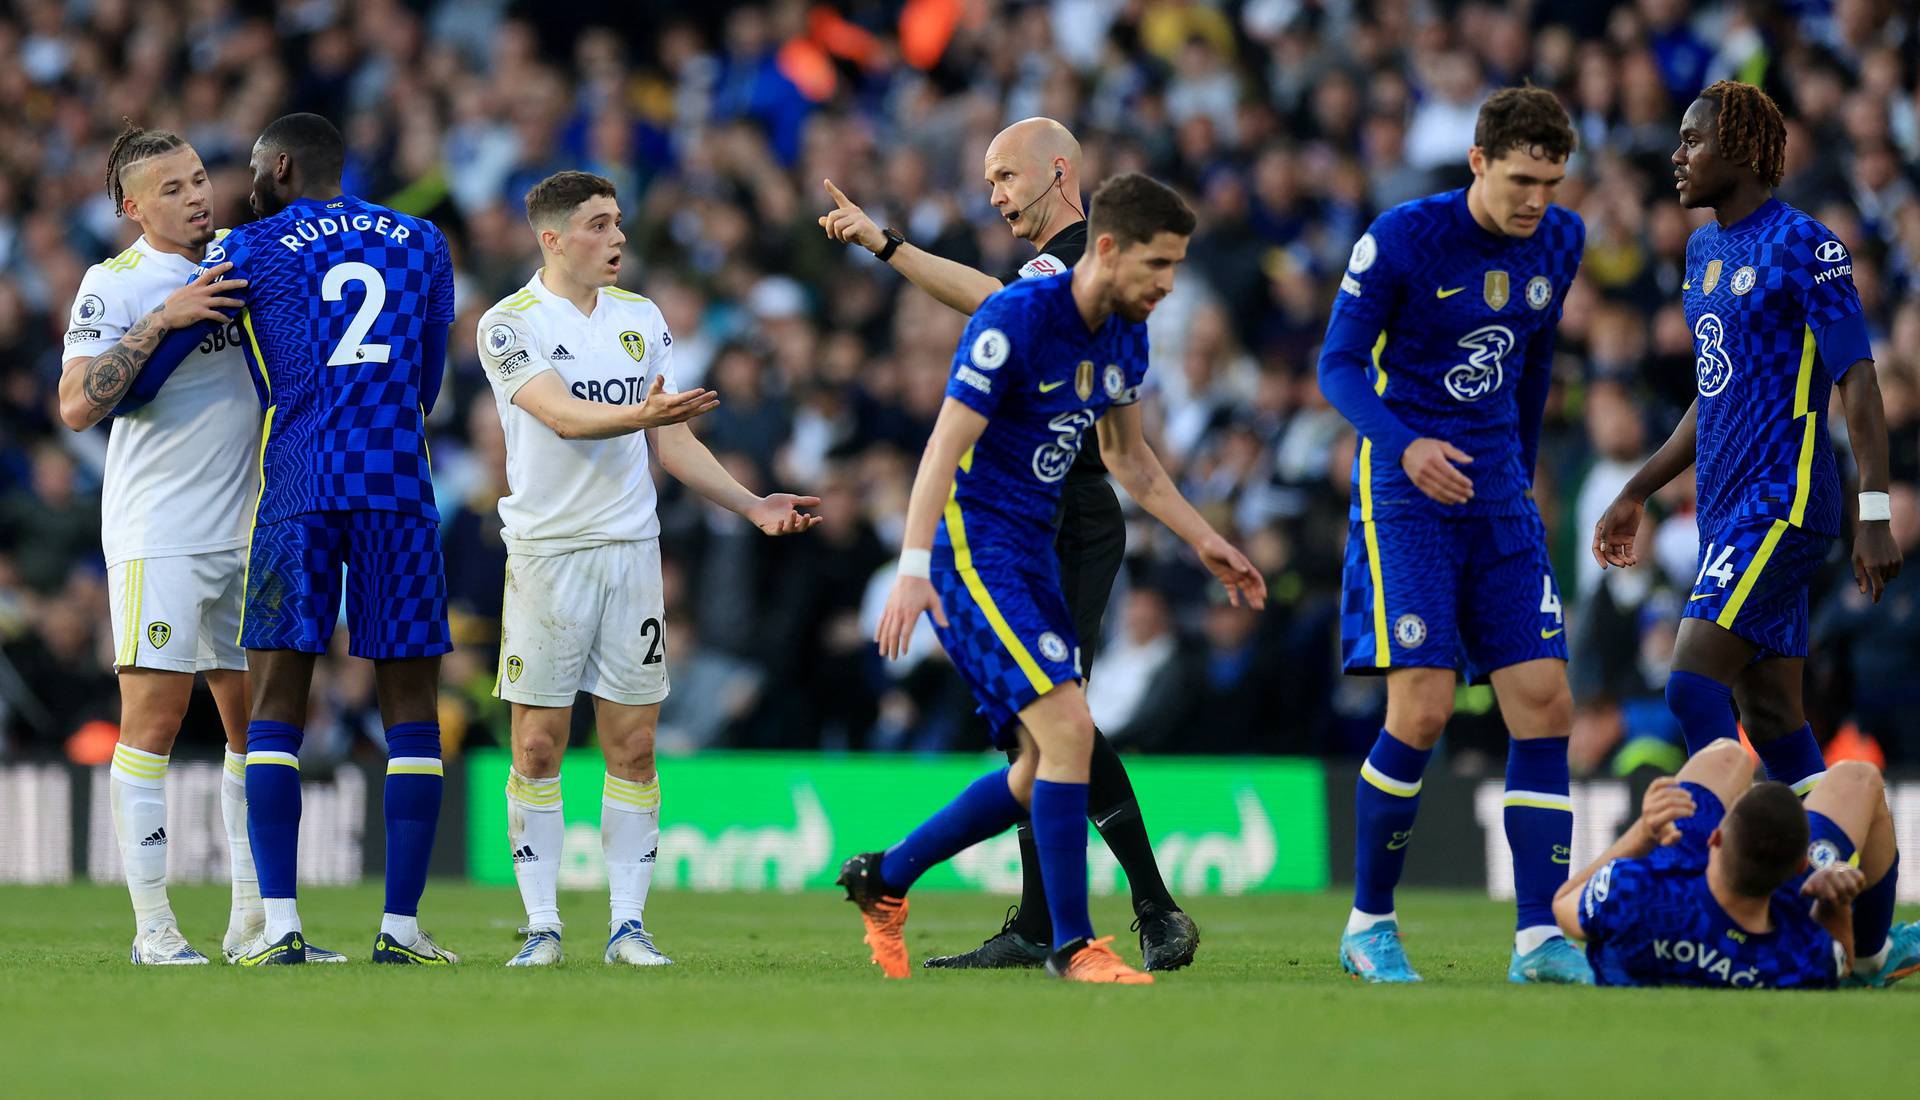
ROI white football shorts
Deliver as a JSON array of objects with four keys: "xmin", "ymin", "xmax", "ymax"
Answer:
[
  {"xmin": 107, "ymin": 550, "xmax": 248, "ymax": 673},
  {"xmin": 495, "ymin": 538, "xmax": 669, "ymax": 707}
]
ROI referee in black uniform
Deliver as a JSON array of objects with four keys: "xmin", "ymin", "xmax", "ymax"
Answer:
[{"xmin": 821, "ymin": 117, "xmax": 1198, "ymax": 970}]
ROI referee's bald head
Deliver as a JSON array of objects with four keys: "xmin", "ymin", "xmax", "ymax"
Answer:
[{"xmin": 984, "ymin": 117, "xmax": 1084, "ymax": 244}]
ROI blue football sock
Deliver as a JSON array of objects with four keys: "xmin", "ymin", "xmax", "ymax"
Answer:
[
  {"xmin": 1505, "ymin": 737, "xmax": 1573, "ymax": 934},
  {"xmin": 1856, "ymin": 852, "xmax": 1899, "ymax": 961},
  {"xmin": 1664, "ymin": 670, "xmax": 1737, "ymax": 755},
  {"xmin": 245, "ymin": 720, "xmax": 304, "ymax": 901},
  {"xmin": 1753, "ymin": 723, "xmax": 1826, "ymax": 794},
  {"xmin": 382, "ymin": 722, "xmax": 444, "ymax": 918},
  {"xmin": 879, "ymin": 768, "xmax": 1025, "ymax": 893},
  {"xmin": 1031, "ymin": 779, "xmax": 1094, "ymax": 949},
  {"xmin": 1354, "ymin": 730, "xmax": 1432, "ymax": 917}
]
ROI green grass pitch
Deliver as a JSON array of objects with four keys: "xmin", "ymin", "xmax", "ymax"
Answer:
[{"xmin": 3, "ymin": 885, "xmax": 1912, "ymax": 1097}]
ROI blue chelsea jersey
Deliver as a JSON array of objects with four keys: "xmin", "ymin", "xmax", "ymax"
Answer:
[
  {"xmin": 935, "ymin": 272, "xmax": 1148, "ymax": 571},
  {"xmin": 1684, "ymin": 199, "xmax": 1871, "ymax": 539},
  {"xmin": 201, "ymin": 195, "xmax": 456, "ymax": 524},
  {"xmin": 1578, "ymin": 784, "xmax": 1843, "ymax": 989},
  {"xmin": 1329, "ymin": 190, "xmax": 1583, "ymax": 517}
]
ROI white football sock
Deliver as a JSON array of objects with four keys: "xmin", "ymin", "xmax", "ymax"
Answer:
[
  {"xmin": 1515, "ymin": 925, "xmax": 1563, "ymax": 955},
  {"xmin": 1855, "ymin": 944, "xmax": 1891, "ymax": 976},
  {"xmin": 602, "ymin": 773, "xmax": 660, "ymax": 926},
  {"xmin": 221, "ymin": 750, "xmax": 261, "ymax": 920},
  {"xmin": 380, "ymin": 914, "xmax": 419, "ymax": 943},
  {"xmin": 110, "ymin": 743, "xmax": 173, "ymax": 930},
  {"xmin": 264, "ymin": 896, "xmax": 301, "ymax": 940},
  {"xmin": 1346, "ymin": 908, "xmax": 1394, "ymax": 935},
  {"xmin": 506, "ymin": 769, "xmax": 564, "ymax": 930}
]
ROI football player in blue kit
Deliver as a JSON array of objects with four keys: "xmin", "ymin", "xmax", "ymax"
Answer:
[
  {"xmin": 838, "ymin": 174, "xmax": 1266, "ymax": 984},
  {"xmin": 1592, "ymin": 81, "xmax": 1905, "ymax": 972},
  {"xmin": 1553, "ymin": 739, "xmax": 1920, "ymax": 988},
  {"xmin": 1319, "ymin": 87, "xmax": 1591, "ymax": 983}
]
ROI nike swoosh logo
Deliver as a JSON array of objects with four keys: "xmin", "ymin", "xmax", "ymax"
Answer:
[
  {"xmin": 1435, "ymin": 287, "xmax": 1463, "ymax": 298},
  {"xmin": 1038, "ymin": 380, "xmax": 1066, "ymax": 393},
  {"xmin": 1689, "ymin": 593, "xmax": 1713, "ymax": 602},
  {"xmin": 1682, "ymin": 281, "xmax": 1692, "ymax": 290},
  {"xmin": 1386, "ymin": 831, "xmax": 1412, "ymax": 850},
  {"xmin": 1540, "ymin": 628, "xmax": 1564, "ymax": 639}
]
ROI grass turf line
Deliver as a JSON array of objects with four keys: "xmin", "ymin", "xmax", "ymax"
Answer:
[{"xmin": 1, "ymin": 884, "xmax": 1912, "ymax": 1098}]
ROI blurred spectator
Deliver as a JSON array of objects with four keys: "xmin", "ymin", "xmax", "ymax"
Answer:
[{"xmin": 0, "ymin": 1, "xmax": 1915, "ymax": 772}]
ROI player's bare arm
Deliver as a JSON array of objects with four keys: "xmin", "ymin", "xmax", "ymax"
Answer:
[
  {"xmin": 511, "ymin": 371, "xmax": 718, "ymax": 441},
  {"xmin": 874, "ymin": 396, "xmax": 988, "ymax": 659},
  {"xmin": 651, "ymin": 420, "xmax": 821, "ymax": 536},
  {"xmin": 819, "ymin": 179, "xmax": 1003, "ymax": 315},
  {"xmin": 1095, "ymin": 401, "xmax": 1265, "ymax": 609},
  {"xmin": 1835, "ymin": 360, "xmax": 1903, "ymax": 601},
  {"xmin": 1592, "ymin": 399, "xmax": 1699, "ymax": 569},
  {"xmin": 1551, "ymin": 776, "xmax": 1698, "ymax": 939},
  {"xmin": 59, "ymin": 263, "xmax": 246, "ymax": 430},
  {"xmin": 1802, "ymin": 862, "xmax": 1864, "ymax": 971}
]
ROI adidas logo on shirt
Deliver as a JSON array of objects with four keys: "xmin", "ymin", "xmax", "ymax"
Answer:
[
  {"xmin": 512, "ymin": 845, "xmax": 538, "ymax": 864},
  {"xmin": 141, "ymin": 828, "xmax": 167, "ymax": 847},
  {"xmin": 550, "ymin": 345, "xmax": 574, "ymax": 360}
]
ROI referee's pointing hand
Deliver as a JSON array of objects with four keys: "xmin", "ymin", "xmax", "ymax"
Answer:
[{"xmin": 818, "ymin": 179, "xmax": 886, "ymax": 254}]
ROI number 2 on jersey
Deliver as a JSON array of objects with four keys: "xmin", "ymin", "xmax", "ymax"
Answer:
[{"xmin": 322, "ymin": 260, "xmax": 392, "ymax": 366}]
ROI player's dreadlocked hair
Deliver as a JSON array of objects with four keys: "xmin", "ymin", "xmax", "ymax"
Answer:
[
  {"xmin": 1699, "ymin": 80, "xmax": 1786, "ymax": 188},
  {"xmin": 105, "ymin": 121, "xmax": 188, "ymax": 217}
]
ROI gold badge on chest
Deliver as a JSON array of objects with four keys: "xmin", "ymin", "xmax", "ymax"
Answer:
[
  {"xmin": 1703, "ymin": 259, "xmax": 1722, "ymax": 295},
  {"xmin": 620, "ymin": 330, "xmax": 646, "ymax": 362},
  {"xmin": 1484, "ymin": 270, "xmax": 1509, "ymax": 311},
  {"xmin": 1075, "ymin": 360, "xmax": 1095, "ymax": 401}
]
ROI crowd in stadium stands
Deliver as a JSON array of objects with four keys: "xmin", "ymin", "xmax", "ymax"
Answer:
[{"xmin": 0, "ymin": 0, "xmax": 1917, "ymax": 773}]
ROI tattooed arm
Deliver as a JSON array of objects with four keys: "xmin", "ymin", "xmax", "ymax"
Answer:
[{"xmin": 58, "ymin": 263, "xmax": 247, "ymax": 431}]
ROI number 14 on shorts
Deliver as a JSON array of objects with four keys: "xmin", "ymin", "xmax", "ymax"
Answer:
[{"xmin": 1696, "ymin": 543, "xmax": 1739, "ymax": 592}]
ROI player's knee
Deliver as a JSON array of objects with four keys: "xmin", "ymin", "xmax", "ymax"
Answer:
[
  {"xmin": 1685, "ymin": 737, "xmax": 1754, "ymax": 783},
  {"xmin": 1389, "ymin": 707, "xmax": 1450, "ymax": 749},
  {"xmin": 1823, "ymin": 759, "xmax": 1884, "ymax": 801},
  {"xmin": 604, "ymin": 738, "xmax": 656, "ymax": 780},
  {"xmin": 1737, "ymin": 696, "xmax": 1802, "ymax": 744},
  {"xmin": 517, "ymin": 736, "xmax": 565, "ymax": 777}
]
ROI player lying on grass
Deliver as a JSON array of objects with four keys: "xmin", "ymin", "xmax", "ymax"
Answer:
[
  {"xmin": 842, "ymin": 173, "xmax": 1265, "ymax": 984},
  {"xmin": 1553, "ymin": 739, "xmax": 1920, "ymax": 988}
]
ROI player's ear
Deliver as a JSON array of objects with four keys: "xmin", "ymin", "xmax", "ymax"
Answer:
[
  {"xmin": 1468, "ymin": 145, "xmax": 1486, "ymax": 177},
  {"xmin": 1707, "ymin": 826, "xmax": 1723, "ymax": 850}
]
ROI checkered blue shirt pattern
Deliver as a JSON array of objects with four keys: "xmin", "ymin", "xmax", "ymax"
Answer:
[
  {"xmin": 205, "ymin": 195, "xmax": 455, "ymax": 524},
  {"xmin": 934, "ymin": 271, "xmax": 1148, "ymax": 571},
  {"xmin": 1329, "ymin": 189, "xmax": 1585, "ymax": 519},
  {"xmin": 1686, "ymin": 199, "xmax": 1867, "ymax": 539}
]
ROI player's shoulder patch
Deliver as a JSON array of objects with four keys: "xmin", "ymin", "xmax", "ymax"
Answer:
[{"xmin": 481, "ymin": 315, "xmax": 523, "ymax": 359}]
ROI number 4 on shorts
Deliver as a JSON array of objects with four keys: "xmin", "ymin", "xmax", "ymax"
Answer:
[{"xmin": 1539, "ymin": 574, "xmax": 1563, "ymax": 624}]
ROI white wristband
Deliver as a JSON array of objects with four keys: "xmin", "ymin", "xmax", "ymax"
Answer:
[
  {"xmin": 1859, "ymin": 491, "xmax": 1892, "ymax": 522},
  {"xmin": 898, "ymin": 548, "xmax": 932, "ymax": 578}
]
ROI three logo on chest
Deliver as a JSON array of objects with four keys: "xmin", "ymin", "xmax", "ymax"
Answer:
[{"xmin": 1433, "ymin": 270, "xmax": 1551, "ymax": 403}]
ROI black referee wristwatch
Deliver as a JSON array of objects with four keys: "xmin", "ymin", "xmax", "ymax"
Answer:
[{"xmin": 877, "ymin": 228, "xmax": 906, "ymax": 263}]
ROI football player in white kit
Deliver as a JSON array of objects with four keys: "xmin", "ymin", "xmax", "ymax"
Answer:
[
  {"xmin": 57, "ymin": 125, "xmax": 345, "ymax": 964},
  {"xmin": 478, "ymin": 171, "xmax": 821, "ymax": 967}
]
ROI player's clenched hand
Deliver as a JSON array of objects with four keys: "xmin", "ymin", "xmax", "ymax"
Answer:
[
  {"xmin": 1851, "ymin": 520, "xmax": 1902, "ymax": 603},
  {"xmin": 631, "ymin": 376, "xmax": 719, "ymax": 429},
  {"xmin": 747, "ymin": 493, "xmax": 823, "ymax": 536},
  {"xmin": 159, "ymin": 262, "xmax": 247, "ymax": 330},
  {"xmin": 818, "ymin": 179, "xmax": 886, "ymax": 254},
  {"xmin": 1399, "ymin": 437, "xmax": 1473, "ymax": 505},
  {"xmin": 1591, "ymin": 495, "xmax": 1644, "ymax": 570},
  {"xmin": 876, "ymin": 574, "xmax": 946, "ymax": 660},
  {"xmin": 1801, "ymin": 863, "xmax": 1867, "ymax": 908},
  {"xmin": 1195, "ymin": 533, "xmax": 1267, "ymax": 610},
  {"xmin": 1636, "ymin": 776, "xmax": 1696, "ymax": 847}
]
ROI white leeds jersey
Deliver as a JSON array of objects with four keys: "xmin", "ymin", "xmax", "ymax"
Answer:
[
  {"xmin": 64, "ymin": 235, "xmax": 260, "ymax": 568},
  {"xmin": 476, "ymin": 272, "xmax": 677, "ymax": 554}
]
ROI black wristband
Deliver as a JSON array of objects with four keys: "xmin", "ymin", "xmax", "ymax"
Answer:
[{"xmin": 877, "ymin": 228, "xmax": 906, "ymax": 263}]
